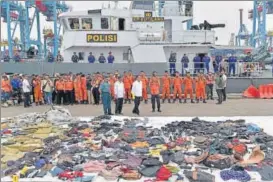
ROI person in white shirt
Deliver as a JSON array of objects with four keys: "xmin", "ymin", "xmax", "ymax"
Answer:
[
  {"xmin": 114, "ymin": 76, "xmax": 125, "ymax": 115},
  {"xmin": 222, "ymin": 70, "xmax": 227, "ymax": 101},
  {"xmin": 22, "ymin": 75, "xmax": 31, "ymax": 108},
  {"xmin": 131, "ymin": 75, "xmax": 142, "ymax": 115}
]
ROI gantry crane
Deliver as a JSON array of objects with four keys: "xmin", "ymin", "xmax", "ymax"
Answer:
[
  {"xmin": 1, "ymin": 0, "xmax": 68, "ymax": 59},
  {"xmin": 248, "ymin": 0, "xmax": 273, "ymax": 49},
  {"xmin": 34, "ymin": 0, "xmax": 68, "ymax": 58},
  {"xmin": 236, "ymin": 9, "xmax": 251, "ymax": 46},
  {"xmin": 0, "ymin": 0, "xmax": 26, "ymax": 58}
]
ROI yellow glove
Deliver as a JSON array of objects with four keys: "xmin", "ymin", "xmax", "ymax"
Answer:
[{"xmin": 131, "ymin": 93, "xmax": 135, "ymax": 100}]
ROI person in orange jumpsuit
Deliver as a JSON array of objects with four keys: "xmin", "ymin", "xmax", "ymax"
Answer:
[
  {"xmin": 123, "ymin": 72, "xmax": 133, "ymax": 104},
  {"xmin": 81, "ymin": 74, "xmax": 88, "ymax": 104},
  {"xmin": 183, "ymin": 72, "xmax": 195, "ymax": 103},
  {"xmin": 109, "ymin": 74, "xmax": 116, "ymax": 99},
  {"xmin": 149, "ymin": 71, "xmax": 161, "ymax": 112},
  {"xmin": 55, "ymin": 76, "xmax": 65, "ymax": 105},
  {"xmin": 1, "ymin": 76, "xmax": 12, "ymax": 102},
  {"xmin": 140, "ymin": 71, "xmax": 149, "ymax": 103},
  {"xmin": 128, "ymin": 70, "xmax": 134, "ymax": 84},
  {"xmin": 33, "ymin": 76, "xmax": 43, "ymax": 105},
  {"xmin": 64, "ymin": 75, "xmax": 74, "ymax": 105},
  {"xmin": 161, "ymin": 71, "xmax": 171, "ymax": 103},
  {"xmin": 196, "ymin": 72, "xmax": 207, "ymax": 103},
  {"xmin": 172, "ymin": 71, "xmax": 183, "ymax": 103},
  {"xmin": 74, "ymin": 74, "xmax": 82, "ymax": 104}
]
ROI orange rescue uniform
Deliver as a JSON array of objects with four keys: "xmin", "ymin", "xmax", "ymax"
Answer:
[
  {"xmin": 81, "ymin": 77, "xmax": 88, "ymax": 101},
  {"xmin": 196, "ymin": 77, "xmax": 206, "ymax": 99},
  {"xmin": 33, "ymin": 79, "xmax": 42, "ymax": 103},
  {"xmin": 172, "ymin": 76, "xmax": 183, "ymax": 99},
  {"xmin": 141, "ymin": 76, "xmax": 149, "ymax": 101},
  {"xmin": 1, "ymin": 79, "xmax": 12, "ymax": 92},
  {"xmin": 109, "ymin": 76, "xmax": 116, "ymax": 98},
  {"xmin": 74, "ymin": 77, "xmax": 82, "ymax": 102},
  {"xmin": 64, "ymin": 80, "xmax": 74, "ymax": 91},
  {"xmin": 184, "ymin": 76, "xmax": 194, "ymax": 99},
  {"xmin": 55, "ymin": 80, "xmax": 64, "ymax": 91},
  {"xmin": 161, "ymin": 75, "xmax": 171, "ymax": 99},
  {"xmin": 149, "ymin": 76, "xmax": 160, "ymax": 95},
  {"xmin": 123, "ymin": 76, "xmax": 133, "ymax": 100}
]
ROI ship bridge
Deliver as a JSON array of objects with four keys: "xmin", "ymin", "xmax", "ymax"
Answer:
[{"xmin": 59, "ymin": 2, "xmax": 216, "ymax": 63}]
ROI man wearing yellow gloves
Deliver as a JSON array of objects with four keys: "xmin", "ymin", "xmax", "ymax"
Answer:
[{"xmin": 131, "ymin": 75, "xmax": 142, "ymax": 115}]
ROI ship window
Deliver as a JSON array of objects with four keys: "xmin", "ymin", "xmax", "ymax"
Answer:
[
  {"xmin": 82, "ymin": 18, "xmax": 93, "ymax": 30},
  {"xmin": 68, "ymin": 18, "xmax": 80, "ymax": 30},
  {"xmin": 101, "ymin": 18, "xmax": 109, "ymax": 29}
]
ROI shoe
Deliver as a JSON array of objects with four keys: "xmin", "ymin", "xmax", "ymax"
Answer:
[
  {"xmin": 158, "ymin": 110, "xmax": 162, "ymax": 112},
  {"xmin": 191, "ymin": 99, "xmax": 195, "ymax": 103},
  {"xmin": 129, "ymin": 100, "xmax": 131, "ymax": 104},
  {"xmin": 173, "ymin": 99, "xmax": 176, "ymax": 103},
  {"xmin": 145, "ymin": 100, "xmax": 148, "ymax": 104},
  {"xmin": 184, "ymin": 99, "xmax": 187, "ymax": 103},
  {"xmin": 216, "ymin": 102, "xmax": 222, "ymax": 105},
  {"xmin": 203, "ymin": 100, "xmax": 207, "ymax": 103},
  {"xmin": 196, "ymin": 99, "xmax": 199, "ymax": 103},
  {"xmin": 162, "ymin": 99, "xmax": 165, "ymax": 103},
  {"xmin": 168, "ymin": 99, "xmax": 171, "ymax": 103},
  {"xmin": 179, "ymin": 99, "xmax": 182, "ymax": 103},
  {"xmin": 152, "ymin": 110, "xmax": 155, "ymax": 112}
]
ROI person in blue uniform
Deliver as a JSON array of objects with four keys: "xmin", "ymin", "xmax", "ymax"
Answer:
[
  {"xmin": 228, "ymin": 54, "xmax": 237, "ymax": 76},
  {"xmin": 203, "ymin": 54, "xmax": 211, "ymax": 74},
  {"xmin": 47, "ymin": 52, "xmax": 54, "ymax": 63},
  {"xmin": 107, "ymin": 52, "xmax": 115, "ymax": 63},
  {"xmin": 98, "ymin": 53, "xmax": 106, "ymax": 63},
  {"xmin": 169, "ymin": 52, "xmax": 177, "ymax": 75},
  {"xmin": 193, "ymin": 54, "xmax": 201, "ymax": 74},
  {"xmin": 99, "ymin": 77, "xmax": 112, "ymax": 115},
  {"xmin": 244, "ymin": 52, "xmax": 253, "ymax": 62},
  {"xmin": 88, "ymin": 52, "xmax": 95, "ymax": 63},
  {"xmin": 181, "ymin": 54, "xmax": 189, "ymax": 76},
  {"xmin": 13, "ymin": 52, "xmax": 21, "ymax": 63},
  {"xmin": 214, "ymin": 54, "xmax": 222, "ymax": 73}
]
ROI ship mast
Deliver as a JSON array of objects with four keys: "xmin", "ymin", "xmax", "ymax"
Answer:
[{"xmin": 114, "ymin": 1, "xmax": 118, "ymax": 9}]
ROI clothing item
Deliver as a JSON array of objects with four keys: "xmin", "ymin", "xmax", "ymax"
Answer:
[
  {"xmin": 114, "ymin": 81, "xmax": 124, "ymax": 98},
  {"xmin": 132, "ymin": 81, "xmax": 142, "ymax": 97},
  {"xmin": 22, "ymin": 79, "xmax": 31, "ymax": 93}
]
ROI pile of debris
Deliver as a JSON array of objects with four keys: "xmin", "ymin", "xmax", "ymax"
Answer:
[{"xmin": 1, "ymin": 108, "xmax": 273, "ymax": 182}]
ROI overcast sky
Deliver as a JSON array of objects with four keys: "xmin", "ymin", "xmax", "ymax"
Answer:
[{"xmin": 1, "ymin": 1, "xmax": 273, "ymax": 45}]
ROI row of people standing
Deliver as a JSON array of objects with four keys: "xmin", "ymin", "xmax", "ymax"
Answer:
[
  {"xmin": 71, "ymin": 52, "xmax": 115, "ymax": 63},
  {"xmin": 169, "ymin": 52, "xmax": 246, "ymax": 76}
]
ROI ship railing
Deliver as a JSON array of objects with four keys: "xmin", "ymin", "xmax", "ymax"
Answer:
[
  {"xmin": 0, "ymin": 59, "xmax": 268, "ymax": 78},
  {"xmin": 170, "ymin": 61, "xmax": 264, "ymax": 77}
]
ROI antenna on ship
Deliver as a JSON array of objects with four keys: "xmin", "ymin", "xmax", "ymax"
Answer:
[{"xmin": 114, "ymin": 1, "xmax": 119, "ymax": 9}]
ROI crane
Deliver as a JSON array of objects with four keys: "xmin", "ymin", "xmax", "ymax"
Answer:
[
  {"xmin": 236, "ymin": 9, "xmax": 250, "ymax": 46},
  {"xmin": 0, "ymin": 1, "xmax": 26, "ymax": 58}
]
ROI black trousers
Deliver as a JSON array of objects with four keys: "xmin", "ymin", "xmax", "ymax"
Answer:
[
  {"xmin": 133, "ymin": 96, "xmax": 141, "ymax": 115},
  {"xmin": 207, "ymin": 84, "xmax": 213, "ymax": 99},
  {"xmin": 151, "ymin": 94, "xmax": 160, "ymax": 111},
  {"xmin": 223, "ymin": 87, "xmax": 227, "ymax": 101},
  {"xmin": 56, "ymin": 90, "xmax": 64, "ymax": 105},
  {"xmin": 65, "ymin": 90, "xmax": 73, "ymax": 104},
  {"xmin": 216, "ymin": 89, "xmax": 224, "ymax": 104},
  {"xmin": 115, "ymin": 98, "xmax": 124, "ymax": 114},
  {"xmin": 23, "ymin": 92, "xmax": 31, "ymax": 107},
  {"xmin": 92, "ymin": 87, "xmax": 100, "ymax": 104},
  {"xmin": 52, "ymin": 90, "xmax": 56, "ymax": 104}
]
